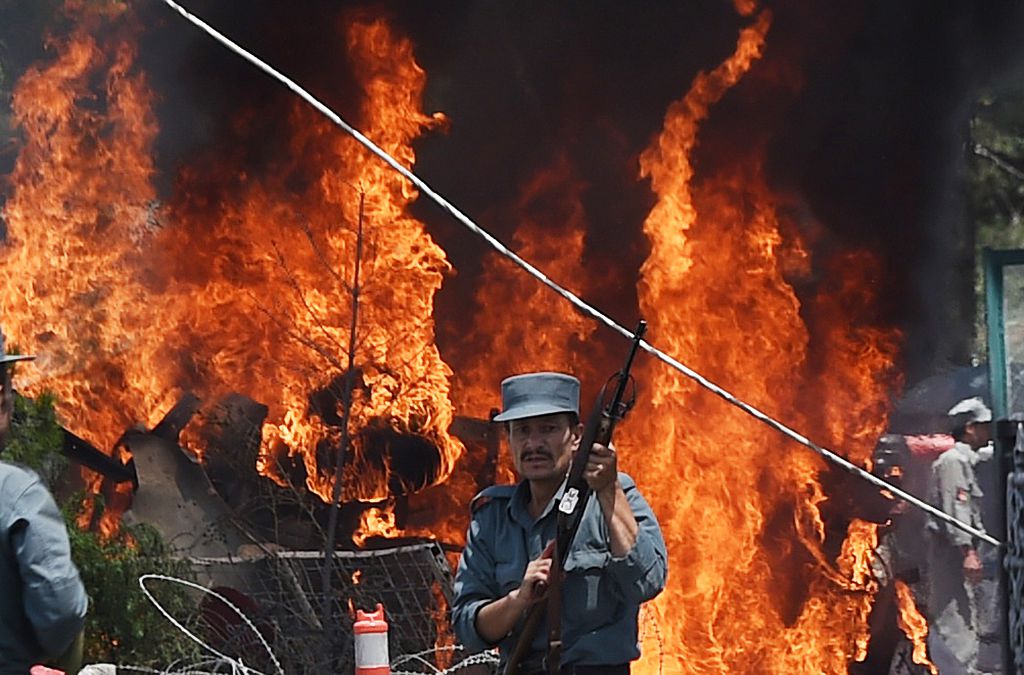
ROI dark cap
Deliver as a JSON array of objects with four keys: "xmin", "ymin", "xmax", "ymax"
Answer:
[{"xmin": 492, "ymin": 372, "xmax": 580, "ymax": 423}]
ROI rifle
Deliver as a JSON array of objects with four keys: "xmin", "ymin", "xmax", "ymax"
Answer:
[{"xmin": 504, "ymin": 320, "xmax": 647, "ymax": 675}]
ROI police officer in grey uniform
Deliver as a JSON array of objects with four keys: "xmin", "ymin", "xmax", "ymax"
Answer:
[
  {"xmin": 452, "ymin": 372, "xmax": 667, "ymax": 674},
  {"xmin": 925, "ymin": 397, "xmax": 991, "ymax": 674},
  {"xmin": 0, "ymin": 330, "xmax": 88, "ymax": 673}
]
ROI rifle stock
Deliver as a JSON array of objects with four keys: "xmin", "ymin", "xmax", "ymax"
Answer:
[{"xmin": 503, "ymin": 321, "xmax": 646, "ymax": 675}]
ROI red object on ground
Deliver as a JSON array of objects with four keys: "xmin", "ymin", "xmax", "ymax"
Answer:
[
  {"xmin": 354, "ymin": 602, "xmax": 390, "ymax": 675},
  {"xmin": 30, "ymin": 666, "xmax": 64, "ymax": 675},
  {"xmin": 903, "ymin": 434, "xmax": 954, "ymax": 459}
]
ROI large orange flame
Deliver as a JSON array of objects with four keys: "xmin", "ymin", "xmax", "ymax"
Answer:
[
  {"xmin": 155, "ymin": 16, "xmax": 463, "ymax": 506},
  {"xmin": 623, "ymin": 6, "xmax": 899, "ymax": 673},
  {"xmin": 450, "ymin": 153, "xmax": 605, "ymax": 484},
  {"xmin": 2, "ymin": 5, "xmax": 910, "ymax": 670},
  {"xmin": 895, "ymin": 579, "xmax": 938, "ymax": 674},
  {"xmin": 2, "ymin": 4, "xmax": 158, "ymax": 447},
  {"xmin": 1, "ymin": 2, "xmax": 161, "ymax": 535},
  {"xmin": 2, "ymin": 6, "xmax": 464, "ymax": 541}
]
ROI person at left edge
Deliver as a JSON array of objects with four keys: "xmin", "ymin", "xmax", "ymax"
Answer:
[
  {"xmin": 452, "ymin": 372, "xmax": 667, "ymax": 674},
  {"xmin": 0, "ymin": 329, "xmax": 88, "ymax": 674}
]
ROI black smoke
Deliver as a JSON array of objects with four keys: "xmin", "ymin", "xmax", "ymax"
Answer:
[{"xmin": 5, "ymin": 0, "xmax": 1024, "ymax": 385}]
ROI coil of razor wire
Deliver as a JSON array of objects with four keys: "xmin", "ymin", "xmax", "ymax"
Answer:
[
  {"xmin": 83, "ymin": 659, "xmax": 277, "ymax": 674},
  {"xmin": 138, "ymin": 574, "xmax": 285, "ymax": 675},
  {"xmin": 390, "ymin": 646, "xmax": 501, "ymax": 675},
  {"xmin": 138, "ymin": 573, "xmax": 498, "ymax": 675},
  {"xmin": 156, "ymin": 0, "xmax": 1001, "ymax": 549},
  {"xmin": 114, "ymin": 662, "xmax": 255, "ymax": 675}
]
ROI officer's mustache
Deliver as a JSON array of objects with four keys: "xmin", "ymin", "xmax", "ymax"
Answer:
[{"xmin": 521, "ymin": 448, "xmax": 551, "ymax": 460}]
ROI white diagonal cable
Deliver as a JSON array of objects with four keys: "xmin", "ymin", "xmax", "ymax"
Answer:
[{"xmin": 155, "ymin": 0, "xmax": 1002, "ymax": 548}]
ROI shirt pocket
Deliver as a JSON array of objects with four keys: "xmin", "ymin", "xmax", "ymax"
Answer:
[{"xmin": 564, "ymin": 549, "xmax": 609, "ymax": 613}]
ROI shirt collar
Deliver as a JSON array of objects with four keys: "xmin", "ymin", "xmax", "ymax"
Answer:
[{"xmin": 508, "ymin": 477, "xmax": 568, "ymax": 526}]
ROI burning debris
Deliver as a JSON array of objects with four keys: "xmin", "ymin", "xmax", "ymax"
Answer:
[
  {"xmin": 2, "ymin": 0, "xmax": 465, "ymax": 537},
  {"xmin": 120, "ymin": 393, "xmax": 251, "ymax": 559}
]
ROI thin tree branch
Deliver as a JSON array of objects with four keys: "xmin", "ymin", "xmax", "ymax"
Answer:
[
  {"xmin": 320, "ymin": 190, "xmax": 366, "ymax": 630},
  {"xmin": 268, "ymin": 240, "xmax": 350, "ymax": 360},
  {"xmin": 299, "ymin": 219, "xmax": 352, "ymax": 295},
  {"xmin": 973, "ymin": 142, "xmax": 1024, "ymax": 181},
  {"xmin": 246, "ymin": 293, "xmax": 347, "ymax": 374}
]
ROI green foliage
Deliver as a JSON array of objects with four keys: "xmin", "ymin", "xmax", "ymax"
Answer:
[
  {"xmin": 6, "ymin": 391, "xmax": 66, "ymax": 489},
  {"xmin": 970, "ymin": 89, "xmax": 1024, "ymax": 248},
  {"xmin": 66, "ymin": 512, "xmax": 201, "ymax": 666},
  {"xmin": 968, "ymin": 87, "xmax": 1024, "ymax": 356},
  {"xmin": 6, "ymin": 392, "xmax": 201, "ymax": 666}
]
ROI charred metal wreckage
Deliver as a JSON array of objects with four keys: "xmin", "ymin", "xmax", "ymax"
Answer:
[{"xmin": 59, "ymin": 392, "xmax": 499, "ymax": 672}]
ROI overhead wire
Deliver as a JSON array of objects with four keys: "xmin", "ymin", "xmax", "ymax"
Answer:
[{"xmin": 155, "ymin": 0, "xmax": 1002, "ymax": 548}]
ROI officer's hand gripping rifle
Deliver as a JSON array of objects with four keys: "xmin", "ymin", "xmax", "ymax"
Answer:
[{"xmin": 504, "ymin": 320, "xmax": 647, "ymax": 675}]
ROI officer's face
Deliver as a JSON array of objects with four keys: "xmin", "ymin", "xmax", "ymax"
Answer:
[{"xmin": 507, "ymin": 413, "xmax": 582, "ymax": 483}]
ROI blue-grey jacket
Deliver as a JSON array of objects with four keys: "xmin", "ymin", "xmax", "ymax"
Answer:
[
  {"xmin": 452, "ymin": 472, "xmax": 667, "ymax": 667},
  {"xmin": 0, "ymin": 462, "xmax": 88, "ymax": 673}
]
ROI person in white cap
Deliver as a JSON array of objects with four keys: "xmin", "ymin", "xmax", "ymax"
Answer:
[
  {"xmin": 0, "ymin": 330, "xmax": 88, "ymax": 673},
  {"xmin": 924, "ymin": 396, "xmax": 992, "ymax": 674},
  {"xmin": 452, "ymin": 372, "xmax": 667, "ymax": 675}
]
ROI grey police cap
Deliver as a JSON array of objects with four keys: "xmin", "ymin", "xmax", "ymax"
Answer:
[
  {"xmin": 492, "ymin": 372, "xmax": 580, "ymax": 423},
  {"xmin": 0, "ymin": 327, "xmax": 34, "ymax": 365}
]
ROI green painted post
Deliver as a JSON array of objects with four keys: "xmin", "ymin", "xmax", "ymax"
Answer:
[
  {"xmin": 985, "ymin": 248, "xmax": 1024, "ymax": 417},
  {"xmin": 982, "ymin": 247, "xmax": 1024, "ymax": 675},
  {"xmin": 985, "ymin": 247, "xmax": 1008, "ymax": 419}
]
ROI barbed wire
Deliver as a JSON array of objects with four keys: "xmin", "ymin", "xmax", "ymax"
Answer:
[
  {"xmin": 138, "ymin": 574, "xmax": 284, "ymax": 675},
  {"xmin": 116, "ymin": 662, "xmax": 253, "ymax": 675},
  {"xmin": 130, "ymin": 574, "xmax": 499, "ymax": 675},
  {"xmin": 83, "ymin": 659, "xmax": 275, "ymax": 675},
  {"xmin": 154, "ymin": 0, "xmax": 1001, "ymax": 548},
  {"xmin": 391, "ymin": 646, "xmax": 500, "ymax": 675}
]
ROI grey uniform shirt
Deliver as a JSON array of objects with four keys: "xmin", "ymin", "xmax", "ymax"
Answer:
[
  {"xmin": 926, "ymin": 442, "xmax": 985, "ymax": 548},
  {"xmin": 0, "ymin": 462, "xmax": 88, "ymax": 673},
  {"xmin": 452, "ymin": 472, "xmax": 667, "ymax": 668}
]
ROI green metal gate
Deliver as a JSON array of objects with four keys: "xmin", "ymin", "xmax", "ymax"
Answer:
[{"xmin": 983, "ymin": 247, "xmax": 1024, "ymax": 673}]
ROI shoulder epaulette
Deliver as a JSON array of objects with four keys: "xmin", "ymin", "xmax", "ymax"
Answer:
[{"xmin": 470, "ymin": 484, "xmax": 516, "ymax": 513}]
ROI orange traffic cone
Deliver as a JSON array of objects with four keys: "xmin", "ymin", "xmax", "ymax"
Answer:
[{"xmin": 354, "ymin": 602, "xmax": 389, "ymax": 675}]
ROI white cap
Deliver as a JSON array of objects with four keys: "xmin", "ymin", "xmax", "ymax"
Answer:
[{"xmin": 947, "ymin": 396, "xmax": 992, "ymax": 424}]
